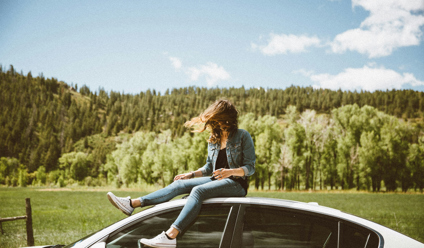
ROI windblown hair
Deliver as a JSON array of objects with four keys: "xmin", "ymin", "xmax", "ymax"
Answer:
[{"xmin": 185, "ymin": 99, "xmax": 239, "ymax": 144}]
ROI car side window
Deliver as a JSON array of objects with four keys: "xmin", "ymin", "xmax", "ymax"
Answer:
[
  {"xmin": 339, "ymin": 222, "xmax": 379, "ymax": 248},
  {"xmin": 106, "ymin": 205, "xmax": 232, "ymax": 248},
  {"xmin": 241, "ymin": 206, "xmax": 338, "ymax": 248}
]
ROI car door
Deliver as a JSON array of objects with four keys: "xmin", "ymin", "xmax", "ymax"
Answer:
[
  {"xmin": 105, "ymin": 203, "xmax": 239, "ymax": 248},
  {"xmin": 231, "ymin": 204, "xmax": 339, "ymax": 248}
]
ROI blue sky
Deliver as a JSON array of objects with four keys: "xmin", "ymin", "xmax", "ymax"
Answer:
[{"xmin": 1, "ymin": 0, "xmax": 424, "ymax": 94}]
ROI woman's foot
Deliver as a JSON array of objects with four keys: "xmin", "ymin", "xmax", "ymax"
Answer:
[
  {"xmin": 107, "ymin": 192, "xmax": 134, "ymax": 216},
  {"xmin": 139, "ymin": 231, "xmax": 176, "ymax": 248}
]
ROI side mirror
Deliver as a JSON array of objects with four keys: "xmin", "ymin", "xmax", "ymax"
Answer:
[{"xmin": 90, "ymin": 242, "xmax": 106, "ymax": 248}]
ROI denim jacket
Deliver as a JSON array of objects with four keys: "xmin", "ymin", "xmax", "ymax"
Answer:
[{"xmin": 199, "ymin": 129, "xmax": 256, "ymax": 177}]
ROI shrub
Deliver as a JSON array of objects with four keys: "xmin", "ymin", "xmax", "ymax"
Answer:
[
  {"xmin": 67, "ymin": 178, "xmax": 75, "ymax": 186},
  {"xmin": 48, "ymin": 170, "xmax": 61, "ymax": 185},
  {"xmin": 57, "ymin": 175, "xmax": 65, "ymax": 187},
  {"xmin": 84, "ymin": 176, "xmax": 93, "ymax": 186},
  {"xmin": 37, "ymin": 166, "xmax": 47, "ymax": 185},
  {"xmin": 18, "ymin": 168, "xmax": 27, "ymax": 187},
  {"xmin": 11, "ymin": 176, "xmax": 17, "ymax": 187}
]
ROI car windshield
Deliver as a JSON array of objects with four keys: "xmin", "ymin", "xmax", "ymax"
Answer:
[
  {"xmin": 63, "ymin": 231, "xmax": 97, "ymax": 248},
  {"xmin": 63, "ymin": 221, "xmax": 116, "ymax": 248}
]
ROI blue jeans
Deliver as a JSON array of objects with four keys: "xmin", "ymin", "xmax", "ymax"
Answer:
[{"xmin": 139, "ymin": 177, "xmax": 246, "ymax": 232}]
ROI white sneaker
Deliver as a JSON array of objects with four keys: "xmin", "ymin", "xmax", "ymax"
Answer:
[
  {"xmin": 139, "ymin": 231, "xmax": 176, "ymax": 248},
  {"xmin": 107, "ymin": 192, "xmax": 134, "ymax": 216}
]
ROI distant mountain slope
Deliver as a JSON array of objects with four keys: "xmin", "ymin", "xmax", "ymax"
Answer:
[{"xmin": 1, "ymin": 64, "xmax": 423, "ymax": 176}]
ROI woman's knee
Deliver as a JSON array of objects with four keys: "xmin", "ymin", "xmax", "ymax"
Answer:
[
  {"xmin": 169, "ymin": 179, "xmax": 185, "ymax": 190},
  {"xmin": 190, "ymin": 185, "xmax": 206, "ymax": 198},
  {"xmin": 190, "ymin": 185, "xmax": 215, "ymax": 202}
]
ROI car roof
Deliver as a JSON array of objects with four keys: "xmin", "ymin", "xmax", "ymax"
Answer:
[{"xmin": 201, "ymin": 196, "xmax": 342, "ymax": 215}]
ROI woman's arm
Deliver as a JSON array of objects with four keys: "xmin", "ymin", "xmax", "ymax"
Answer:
[
  {"xmin": 174, "ymin": 170, "xmax": 203, "ymax": 181},
  {"xmin": 240, "ymin": 130, "xmax": 256, "ymax": 176},
  {"xmin": 197, "ymin": 143, "xmax": 214, "ymax": 176},
  {"xmin": 212, "ymin": 167, "xmax": 244, "ymax": 180},
  {"xmin": 176, "ymin": 167, "xmax": 244, "ymax": 181}
]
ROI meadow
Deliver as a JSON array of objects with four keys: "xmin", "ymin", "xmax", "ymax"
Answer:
[{"xmin": 0, "ymin": 187, "xmax": 423, "ymax": 247}]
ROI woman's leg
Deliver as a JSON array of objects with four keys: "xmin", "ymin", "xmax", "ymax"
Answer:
[
  {"xmin": 140, "ymin": 179, "xmax": 245, "ymax": 246},
  {"xmin": 171, "ymin": 178, "xmax": 245, "ymax": 233},
  {"xmin": 139, "ymin": 177, "xmax": 212, "ymax": 207},
  {"xmin": 108, "ymin": 177, "xmax": 213, "ymax": 217}
]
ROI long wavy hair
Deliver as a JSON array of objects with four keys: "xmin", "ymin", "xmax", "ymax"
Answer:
[{"xmin": 185, "ymin": 99, "xmax": 239, "ymax": 144}]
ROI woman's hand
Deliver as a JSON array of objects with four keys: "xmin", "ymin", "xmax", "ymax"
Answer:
[
  {"xmin": 174, "ymin": 172, "xmax": 193, "ymax": 181},
  {"xmin": 212, "ymin": 168, "xmax": 232, "ymax": 180},
  {"xmin": 212, "ymin": 168, "xmax": 245, "ymax": 180}
]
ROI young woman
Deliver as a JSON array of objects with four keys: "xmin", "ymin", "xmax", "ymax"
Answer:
[{"xmin": 107, "ymin": 99, "xmax": 255, "ymax": 248}]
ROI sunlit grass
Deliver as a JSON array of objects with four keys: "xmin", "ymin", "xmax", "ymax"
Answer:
[
  {"xmin": 0, "ymin": 187, "xmax": 423, "ymax": 247},
  {"xmin": 0, "ymin": 187, "xmax": 151, "ymax": 247}
]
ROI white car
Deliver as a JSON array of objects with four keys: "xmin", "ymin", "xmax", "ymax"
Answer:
[{"xmin": 34, "ymin": 197, "xmax": 424, "ymax": 248}]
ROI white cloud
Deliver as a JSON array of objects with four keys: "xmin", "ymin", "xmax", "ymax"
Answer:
[
  {"xmin": 331, "ymin": 0, "xmax": 424, "ymax": 58},
  {"xmin": 186, "ymin": 62, "xmax": 231, "ymax": 87},
  {"xmin": 252, "ymin": 33, "xmax": 321, "ymax": 55},
  {"xmin": 293, "ymin": 69, "xmax": 315, "ymax": 77},
  {"xmin": 298, "ymin": 65, "xmax": 424, "ymax": 91},
  {"xmin": 167, "ymin": 55, "xmax": 230, "ymax": 86},
  {"xmin": 169, "ymin": 57, "xmax": 182, "ymax": 70}
]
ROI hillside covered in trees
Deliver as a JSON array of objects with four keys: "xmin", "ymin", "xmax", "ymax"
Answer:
[{"xmin": 1, "ymin": 65, "xmax": 423, "ymax": 192}]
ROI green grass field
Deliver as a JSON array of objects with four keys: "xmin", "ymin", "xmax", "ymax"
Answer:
[{"xmin": 0, "ymin": 187, "xmax": 423, "ymax": 247}]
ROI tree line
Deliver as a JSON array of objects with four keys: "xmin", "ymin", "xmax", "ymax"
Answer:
[{"xmin": 0, "ymin": 65, "xmax": 423, "ymax": 191}]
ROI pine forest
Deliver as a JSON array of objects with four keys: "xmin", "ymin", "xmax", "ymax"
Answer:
[{"xmin": 1, "ymin": 65, "xmax": 424, "ymax": 192}]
